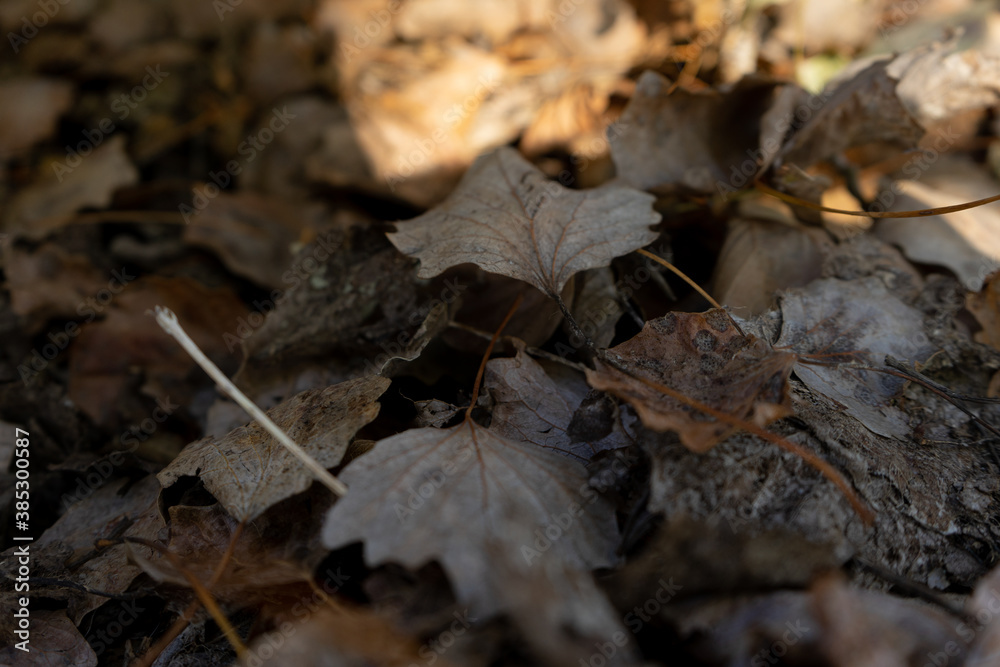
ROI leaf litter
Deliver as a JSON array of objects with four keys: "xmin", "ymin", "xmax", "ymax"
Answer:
[{"xmin": 7, "ymin": 2, "xmax": 1000, "ymax": 666}]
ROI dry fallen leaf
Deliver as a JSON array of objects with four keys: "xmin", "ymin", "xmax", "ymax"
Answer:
[
  {"xmin": 0, "ymin": 77, "xmax": 73, "ymax": 160},
  {"xmin": 485, "ymin": 344, "xmax": 631, "ymax": 462},
  {"xmin": 776, "ymin": 276, "xmax": 937, "ymax": 439},
  {"xmin": 5, "ymin": 135, "xmax": 139, "ymax": 239},
  {"xmin": 159, "ymin": 376, "xmax": 389, "ymax": 521},
  {"xmin": 775, "ymin": 55, "xmax": 925, "ymax": 171},
  {"xmin": 968, "ymin": 271, "xmax": 1000, "ymax": 351},
  {"xmin": 586, "ymin": 310, "xmax": 796, "ymax": 452},
  {"xmin": 873, "ymin": 157, "xmax": 1000, "ymax": 291},
  {"xmin": 387, "ymin": 147, "xmax": 660, "ymax": 298},
  {"xmin": 0, "ymin": 610, "xmax": 97, "ymax": 667},
  {"xmin": 322, "ymin": 418, "xmax": 619, "ymax": 614},
  {"xmin": 711, "ymin": 216, "xmax": 829, "ymax": 315},
  {"xmin": 610, "ymin": 71, "xmax": 797, "ymax": 194}
]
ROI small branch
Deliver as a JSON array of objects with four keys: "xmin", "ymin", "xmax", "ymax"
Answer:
[{"xmin": 152, "ymin": 306, "xmax": 348, "ymax": 497}]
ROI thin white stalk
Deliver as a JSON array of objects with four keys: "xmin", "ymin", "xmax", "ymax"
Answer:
[{"xmin": 153, "ymin": 306, "xmax": 348, "ymax": 497}]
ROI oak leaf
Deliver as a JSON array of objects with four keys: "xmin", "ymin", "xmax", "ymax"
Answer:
[
  {"xmin": 321, "ymin": 418, "xmax": 619, "ymax": 614},
  {"xmin": 585, "ymin": 310, "xmax": 796, "ymax": 452},
  {"xmin": 387, "ymin": 147, "xmax": 660, "ymax": 297}
]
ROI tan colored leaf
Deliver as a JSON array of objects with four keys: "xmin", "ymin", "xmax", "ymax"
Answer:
[
  {"xmin": 0, "ymin": 77, "xmax": 73, "ymax": 160},
  {"xmin": 322, "ymin": 419, "xmax": 619, "ymax": 614},
  {"xmin": 585, "ymin": 310, "xmax": 796, "ymax": 452},
  {"xmin": 776, "ymin": 276, "xmax": 937, "ymax": 439},
  {"xmin": 485, "ymin": 345, "xmax": 631, "ymax": 462},
  {"xmin": 6, "ymin": 135, "xmax": 139, "ymax": 238},
  {"xmin": 968, "ymin": 271, "xmax": 1000, "ymax": 351},
  {"xmin": 159, "ymin": 376, "xmax": 390, "ymax": 521},
  {"xmin": 387, "ymin": 147, "xmax": 660, "ymax": 298},
  {"xmin": 873, "ymin": 158, "xmax": 1000, "ymax": 291},
  {"xmin": 711, "ymin": 217, "xmax": 828, "ymax": 315}
]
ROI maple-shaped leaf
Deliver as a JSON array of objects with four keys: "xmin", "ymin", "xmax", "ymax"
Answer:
[
  {"xmin": 585, "ymin": 310, "xmax": 796, "ymax": 452},
  {"xmin": 485, "ymin": 344, "xmax": 632, "ymax": 462},
  {"xmin": 159, "ymin": 376, "xmax": 390, "ymax": 521},
  {"xmin": 386, "ymin": 147, "xmax": 660, "ymax": 297},
  {"xmin": 321, "ymin": 419, "xmax": 619, "ymax": 615}
]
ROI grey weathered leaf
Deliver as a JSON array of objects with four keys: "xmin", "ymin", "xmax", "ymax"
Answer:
[
  {"xmin": 776, "ymin": 276, "xmax": 937, "ymax": 439},
  {"xmin": 485, "ymin": 345, "xmax": 631, "ymax": 462},
  {"xmin": 321, "ymin": 419, "xmax": 619, "ymax": 615},
  {"xmin": 387, "ymin": 147, "xmax": 660, "ymax": 297},
  {"xmin": 159, "ymin": 376, "xmax": 390, "ymax": 521}
]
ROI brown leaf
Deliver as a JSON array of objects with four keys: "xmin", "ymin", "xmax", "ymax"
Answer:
[
  {"xmin": 775, "ymin": 56, "xmax": 924, "ymax": 170},
  {"xmin": 158, "ymin": 376, "xmax": 390, "ymax": 521},
  {"xmin": 6, "ymin": 135, "xmax": 139, "ymax": 238},
  {"xmin": 0, "ymin": 475, "xmax": 164, "ymax": 624},
  {"xmin": 586, "ymin": 310, "xmax": 796, "ymax": 452},
  {"xmin": 485, "ymin": 344, "xmax": 631, "ymax": 462},
  {"xmin": 0, "ymin": 77, "xmax": 73, "ymax": 160},
  {"xmin": 387, "ymin": 147, "xmax": 660, "ymax": 298},
  {"xmin": 0, "ymin": 610, "xmax": 97, "ymax": 667},
  {"xmin": 711, "ymin": 216, "xmax": 829, "ymax": 315},
  {"xmin": 322, "ymin": 419, "xmax": 619, "ymax": 614},
  {"xmin": 610, "ymin": 71, "xmax": 797, "ymax": 194},
  {"xmin": 181, "ymin": 191, "xmax": 307, "ymax": 289},
  {"xmin": 968, "ymin": 271, "xmax": 1000, "ymax": 351},
  {"xmin": 67, "ymin": 276, "xmax": 247, "ymax": 429}
]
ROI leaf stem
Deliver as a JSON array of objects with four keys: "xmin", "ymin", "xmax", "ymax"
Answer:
[
  {"xmin": 152, "ymin": 306, "xmax": 349, "ymax": 497},
  {"xmin": 466, "ymin": 295, "xmax": 524, "ymax": 420}
]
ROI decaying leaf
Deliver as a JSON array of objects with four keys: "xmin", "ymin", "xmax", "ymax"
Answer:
[
  {"xmin": 586, "ymin": 310, "xmax": 796, "ymax": 452},
  {"xmin": 711, "ymin": 216, "xmax": 829, "ymax": 315},
  {"xmin": 387, "ymin": 147, "xmax": 660, "ymax": 298},
  {"xmin": 0, "ymin": 77, "xmax": 73, "ymax": 160},
  {"xmin": 485, "ymin": 344, "xmax": 631, "ymax": 462},
  {"xmin": 611, "ymin": 71, "xmax": 799, "ymax": 194},
  {"xmin": 5, "ymin": 135, "xmax": 139, "ymax": 239},
  {"xmin": 968, "ymin": 271, "xmax": 1000, "ymax": 351},
  {"xmin": 0, "ymin": 475, "xmax": 164, "ymax": 624},
  {"xmin": 776, "ymin": 276, "xmax": 937, "ymax": 439},
  {"xmin": 159, "ymin": 376, "xmax": 389, "ymax": 521},
  {"xmin": 873, "ymin": 158, "xmax": 1000, "ymax": 291},
  {"xmin": 0, "ymin": 610, "xmax": 97, "ymax": 666},
  {"xmin": 774, "ymin": 55, "xmax": 925, "ymax": 170},
  {"xmin": 322, "ymin": 418, "xmax": 619, "ymax": 614}
]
